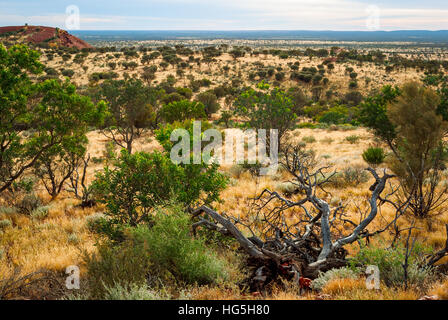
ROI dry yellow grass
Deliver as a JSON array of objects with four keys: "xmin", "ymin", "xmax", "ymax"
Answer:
[{"xmin": 3, "ymin": 49, "xmax": 448, "ymax": 299}]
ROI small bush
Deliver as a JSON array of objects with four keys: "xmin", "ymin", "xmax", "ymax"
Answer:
[
  {"xmin": 349, "ymin": 242, "xmax": 434, "ymax": 288},
  {"xmin": 329, "ymin": 166, "xmax": 369, "ymax": 188},
  {"xmin": 362, "ymin": 147, "xmax": 386, "ymax": 167},
  {"xmin": 83, "ymin": 241, "xmax": 151, "ymax": 299},
  {"xmin": 302, "ymin": 136, "xmax": 316, "ymax": 144},
  {"xmin": 311, "ymin": 267, "xmax": 360, "ymax": 291},
  {"xmin": 132, "ymin": 207, "xmax": 228, "ymax": 285},
  {"xmin": 297, "ymin": 122, "xmax": 316, "ymax": 129},
  {"xmin": 0, "ymin": 219, "xmax": 12, "ymax": 229},
  {"xmin": 30, "ymin": 206, "xmax": 50, "ymax": 220},
  {"xmin": 345, "ymin": 135, "xmax": 361, "ymax": 144},
  {"xmin": 101, "ymin": 282, "xmax": 171, "ymax": 300},
  {"xmin": 17, "ymin": 194, "xmax": 42, "ymax": 215}
]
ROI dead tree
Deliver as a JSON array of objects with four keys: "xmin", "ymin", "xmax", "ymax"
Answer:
[
  {"xmin": 191, "ymin": 145, "xmax": 405, "ymax": 288},
  {"xmin": 67, "ymin": 154, "xmax": 95, "ymax": 208}
]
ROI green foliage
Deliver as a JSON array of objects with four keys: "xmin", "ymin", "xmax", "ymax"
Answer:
[
  {"xmin": 93, "ymin": 146, "xmax": 227, "ymax": 239},
  {"xmin": 358, "ymin": 85, "xmax": 400, "ymax": 142},
  {"xmin": 349, "ymin": 242, "xmax": 434, "ymax": 288},
  {"xmin": 83, "ymin": 241, "xmax": 151, "ymax": 299},
  {"xmin": 0, "ymin": 44, "xmax": 106, "ymax": 193},
  {"xmin": 387, "ymin": 82, "xmax": 448, "ymax": 217},
  {"xmin": 328, "ymin": 166, "xmax": 369, "ymax": 188},
  {"xmin": 196, "ymin": 91, "xmax": 220, "ymax": 116},
  {"xmin": 132, "ymin": 208, "xmax": 228, "ymax": 285},
  {"xmin": 317, "ymin": 105, "xmax": 350, "ymax": 124},
  {"xmin": 233, "ymin": 83, "xmax": 297, "ymax": 144},
  {"xmin": 311, "ymin": 267, "xmax": 360, "ymax": 291},
  {"xmin": 344, "ymin": 135, "xmax": 361, "ymax": 144},
  {"xmin": 93, "ymin": 79, "xmax": 161, "ymax": 152},
  {"xmin": 362, "ymin": 147, "xmax": 386, "ymax": 167},
  {"xmin": 159, "ymin": 100, "xmax": 206, "ymax": 123}
]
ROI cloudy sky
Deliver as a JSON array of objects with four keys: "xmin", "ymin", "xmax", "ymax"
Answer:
[{"xmin": 0, "ymin": 0, "xmax": 447, "ymax": 31}]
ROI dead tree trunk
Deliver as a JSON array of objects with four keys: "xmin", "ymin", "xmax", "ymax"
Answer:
[{"xmin": 191, "ymin": 145, "xmax": 404, "ymax": 288}]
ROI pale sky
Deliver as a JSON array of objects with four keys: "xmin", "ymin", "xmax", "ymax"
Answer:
[{"xmin": 0, "ymin": 0, "xmax": 447, "ymax": 31}]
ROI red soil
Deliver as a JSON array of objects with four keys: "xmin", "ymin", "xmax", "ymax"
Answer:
[{"xmin": 0, "ymin": 25, "xmax": 93, "ymax": 49}]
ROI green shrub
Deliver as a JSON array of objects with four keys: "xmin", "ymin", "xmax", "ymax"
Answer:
[
  {"xmin": 196, "ymin": 91, "xmax": 220, "ymax": 116},
  {"xmin": 132, "ymin": 207, "xmax": 228, "ymax": 285},
  {"xmin": 362, "ymin": 147, "xmax": 386, "ymax": 167},
  {"xmin": 17, "ymin": 194, "xmax": 42, "ymax": 215},
  {"xmin": 296, "ymin": 122, "xmax": 316, "ymax": 129},
  {"xmin": 93, "ymin": 149, "xmax": 227, "ymax": 240},
  {"xmin": 0, "ymin": 219, "xmax": 12, "ymax": 229},
  {"xmin": 83, "ymin": 241, "xmax": 151, "ymax": 299},
  {"xmin": 349, "ymin": 242, "xmax": 434, "ymax": 288},
  {"xmin": 345, "ymin": 135, "xmax": 361, "ymax": 144},
  {"xmin": 102, "ymin": 282, "xmax": 171, "ymax": 300},
  {"xmin": 30, "ymin": 206, "xmax": 50, "ymax": 220},
  {"xmin": 302, "ymin": 135, "xmax": 316, "ymax": 144},
  {"xmin": 159, "ymin": 100, "xmax": 206, "ymax": 123},
  {"xmin": 311, "ymin": 267, "xmax": 360, "ymax": 291},
  {"xmin": 329, "ymin": 166, "xmax": 369, "ymax": 188}
]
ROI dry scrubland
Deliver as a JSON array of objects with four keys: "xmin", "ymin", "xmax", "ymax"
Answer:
[{"xmin": 2, "ymin": 42, "xmax": 448, "ymax": 300}]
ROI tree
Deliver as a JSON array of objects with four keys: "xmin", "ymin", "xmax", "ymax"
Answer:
[
  {"xmin": 0, "ymin": 44, "xmax": 106, "ymax": 194},
  {"xmin": 233, "ymin": 82, "xmax": 297, "ymax": 149},
  {"xmin": 95, "ymin": 79, "xmax": 160, "ymax": 153},
  {"xmin": 287, "ymin": 87, "xmax": 308, "ymax": 116},
  {"xmin": 358, "ymin": 85, "xmax": 400, "ymax": 143},
  {"xmin": 32, "ymin": 136, "xmax": 87, "ymax": 199},
  {"xmin": 361, "ymin": 82, "xmax": 448, "ymax": 217},
  {"xmin": 196, "ymin": 91, "xmax": 220, "ymax": 116},
  {"xmin": 159, "ymin": 100, "xmax": 206, "ymax": 123},
  {"xmin": 387, "ymin": 82, "xmax": 448, "ymax": 218},
  {"xmin": 93, "ymin": 120, "xmax": 228, "ymax": 238}
]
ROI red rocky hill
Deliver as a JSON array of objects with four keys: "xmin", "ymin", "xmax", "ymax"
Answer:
[{"xmin": 0, "ymin": 25, "xmax": 93, "ymax": 49}]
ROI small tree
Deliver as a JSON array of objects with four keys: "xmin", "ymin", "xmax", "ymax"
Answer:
[
  {"xmin": 360, "ymin": 82, "xmax": 448, "ymax": 217},
  {"xmin": 33, "ymin": 136, "xmax": 87, "ymax": 199},
  {"xmin": 95, "ymin": 79, "xmax": 160, "ymax": 153},
  {"xmin": 196, "ymin": 91, "xmax": 220, "ymax": 116},
  {"xmin": 0, "ymin": 44, "xmax": 106, "ymax": 194},
  {"xmin": 233, "ymin": 82, "xmax": 297, "ymax": 149},
  {"xmin": 387, "ymin": 82, "xmax": 448, "ymax": 218},
  {"xmin": 159, "ymin": 100, "xmax": 206, "ymax": 123}
]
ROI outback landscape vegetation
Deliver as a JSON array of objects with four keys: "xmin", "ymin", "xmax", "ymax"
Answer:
[{"xmin": 1, "ymin": 7, "xmax": 448, "ymax": 301}]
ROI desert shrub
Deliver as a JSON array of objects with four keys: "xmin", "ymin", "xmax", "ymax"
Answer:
[
  {"xmin": 345, "ymin": 135, "xmax": 361, "ymax": 144},
  {"xmin": 328, "ymin": 166, "xmax": 369, "ymax": 188},
  {"xmin": 61, "ymin": 69, "xmax": 75, "ymax": 78},
  {"xmin": 311, "ymin": 267, "xmax": 360, "ymax": 291},
  {"xmin": 196, "ymin": 91, "xmax": 220, "ymax": 116},
  {"xmin": 239, "ymin": 161, "xmax": 263, "ymax": 176},
  {"xmin": 302, "ymin": 136, "xmax": 316, "ymax": 144},
  {"xmin": 83, "ymin": 241, "xmax": 151, "ymax": 299},
  {"xmin": 296, "ymin": 122, "xmax": 316, "ymax": 129},
  {"xmin": 30, "ymin": 206, "xmax": 50, "ymax": 220},
  {"xmin": 131, "ymin": 208, "xmax": 228, "ymax": 285},
  {"xmin": 349, "ymin": 242, "xmax": 434, "ymax": 288},
  {"xmin": 318, "ymin": 105, "xmax": 350, "ymax": 125},
  {"xmin": 159, "ymin": 100, "xmax": 206, "ymax": 123},
  {"xmin": 228, "ymin": 164, "xmax": 245, "ymax": 179},
  {"xmin": 0, "ymin": 219, "xmax": 12, "ymax": 229},
  {"xmin": 16, "ymin": 193, "xmax": 43, "ymax": 215},
  {"xmin": 101, "ymin": 282, "xmax": 171, "ymax": 300},
  {"xmin": 362, "ymin": 147, "xmax": 386, "ymax": 167},
  {"xmin": 93, "ymin": 148, "xmax": 227, "ymax": 240},
  {"xmin": 276, "ymin": 182, "xmax": 298, "ymax": 195}
]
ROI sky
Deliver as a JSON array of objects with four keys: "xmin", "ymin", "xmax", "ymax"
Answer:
[{"xmin": 0, "ymin": 0, "xmax": 447, "ymax": 31}]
